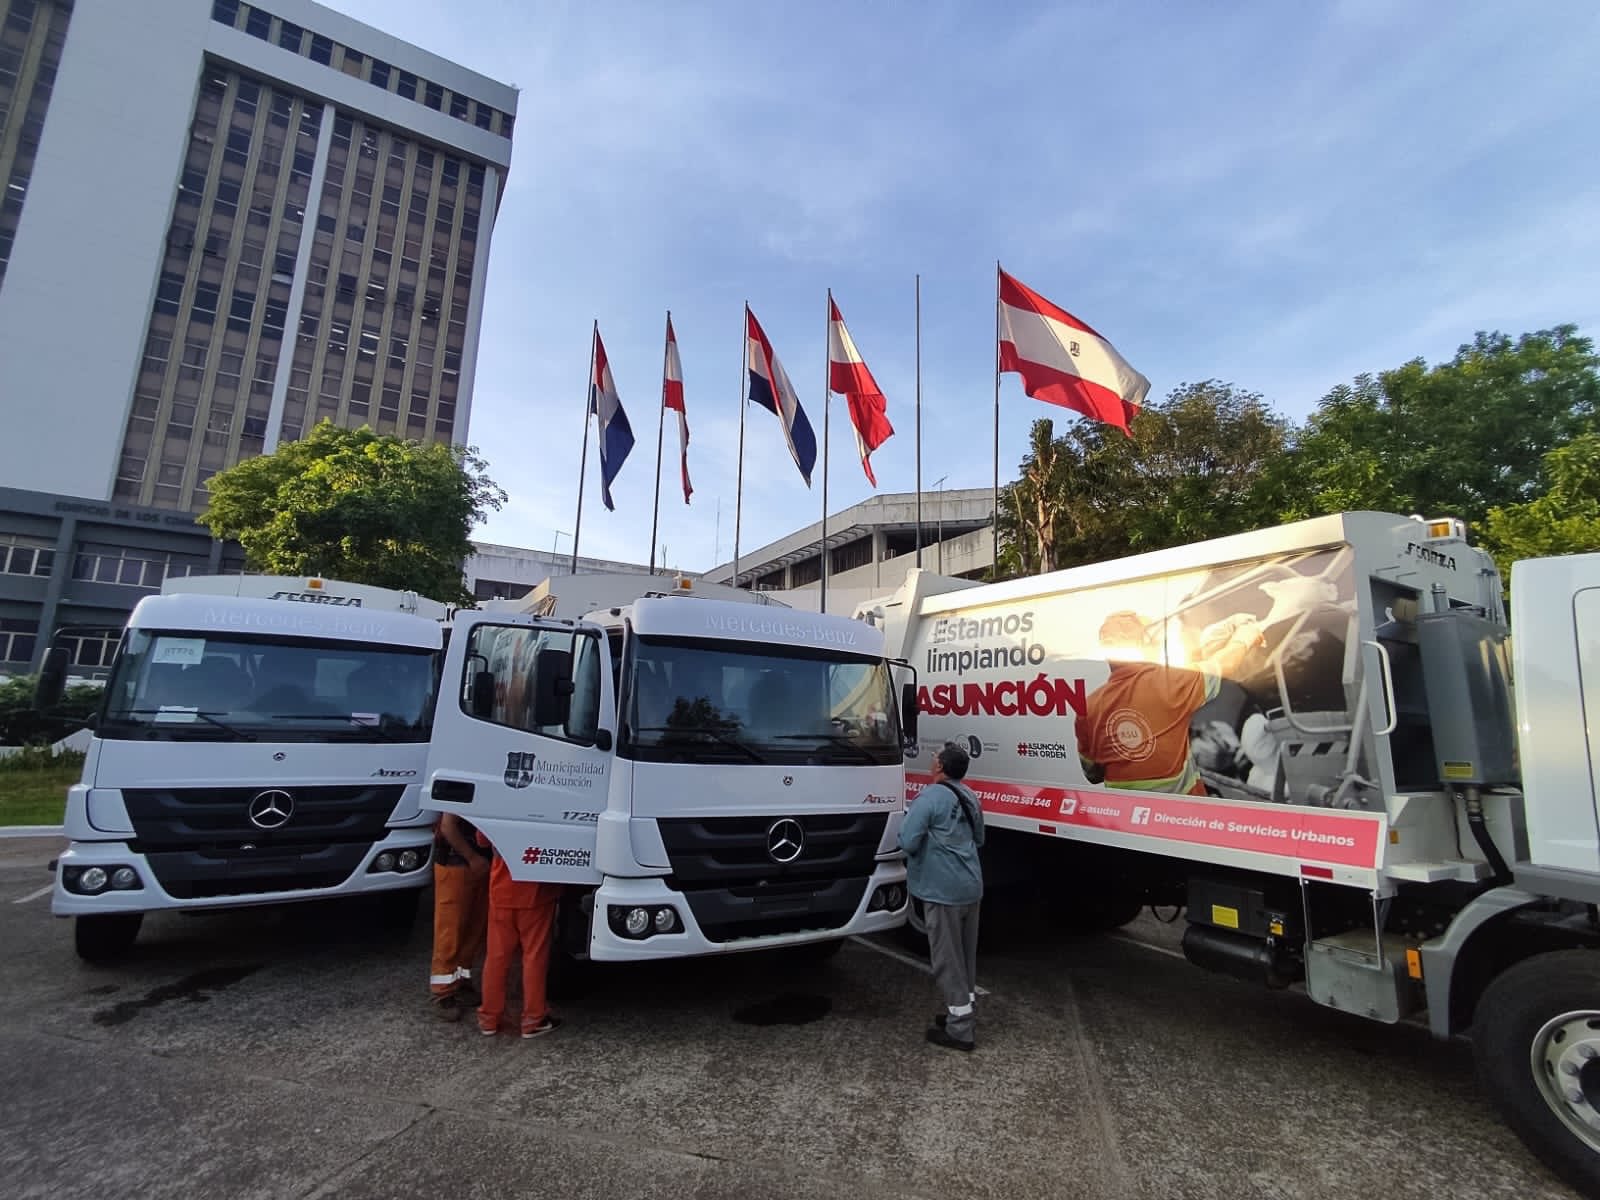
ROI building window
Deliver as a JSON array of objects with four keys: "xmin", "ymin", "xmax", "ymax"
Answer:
[
  {"xmin": 0, "ymin": 534, "xmax": 53, "ymax": 578},
  {"xmin": 309, "ymin": 34, "xmax": 333, "ymax": 65},
  {"xmin": 63, "ymin": 628, "xmax": 120, "ymax": 670},
  {"xmin": 473, "ymin": 104, "xmax": 492, "ymax": 131},
  {"xmin": 449, "ymin": 91, "xmax": 468, "ymax": 120},
  {"xmin": 0, "ymin": 618, "xmax": 36, "ymax": 666},
  {"xmin": 244, "ymin": 7, "xmax": 271, "ymax": 39},
  {"xmin": 369, "ymin": 59, "xmax": 390, "ymax": 89},
  {"xmin": 211, "ymin": 0, "xmax": 240, "ymax": 27},
  {"xmin": 278, "ymin": 20, "xmax": 302, "ymax": 52},
  {"xmin": 396, "ymin": 70, "xmax": 417, "ymax": 100},
  {"xmin": 423, "ymin": 81, "xmax": 442, "ymax": 110}
]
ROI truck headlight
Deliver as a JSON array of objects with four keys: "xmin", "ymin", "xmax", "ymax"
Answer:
[
  {"xmin": 398, "ymin": 849, "xmax": 420, "ymax": 871},
  {"xmin": 110, "ymin": 867, "xmax": 140, "ymax": 890},
  {"xmin": 79, "ymin": 866, "xmax": 108, "ymax": 894},
  {"xmin": 624, "ymin": 907, "xmax": 651, "ymax": 937}
]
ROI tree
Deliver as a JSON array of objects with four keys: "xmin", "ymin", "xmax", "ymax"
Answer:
[
  {"xmin": 1294, "ymin": 326, "xmax": 1600, "ymax": 529},
  {"xmin": 1482, "ymin": 432, "xmax": 1600, "ymax": 582},
  {"xmin": 997, "ymin": 382, "xmax": 1301, "ymax": 575},
  {"xmin": 198, "ymin": 421, "xmax": 505, "ymax": 604}
]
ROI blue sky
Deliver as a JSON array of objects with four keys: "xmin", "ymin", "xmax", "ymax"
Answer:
[{"xmin": 329, "ymin": 0, "xmax": 1600, "ymax": 571}]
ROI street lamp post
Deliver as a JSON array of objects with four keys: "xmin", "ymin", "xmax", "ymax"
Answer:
[
  {"xmin": 932, "ymin": 475, "xmax": 949, "ymax": 573},
  {"xmin": 552, "ymin": 530, "xmax": 571, "ymax": 564}
]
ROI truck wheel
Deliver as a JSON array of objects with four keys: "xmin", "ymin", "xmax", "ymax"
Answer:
[
  {"xmin": 75, "ymin": 913, "xmax": 143, "ymax": 963},
  {"xmin": 898, "ymin": 898, "xmax": 930, "ymax": 954},
  {"xmin": 1054, "ymin": 890, "xmax": 1146, "ymax": 934},
  {"xmin": 1474, "ymin": 949, "xmax": 1600, "ymax": 1195}
]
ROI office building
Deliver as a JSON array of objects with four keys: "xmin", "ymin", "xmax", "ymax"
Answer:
[{"xmin": 0, "ymin": 0, "xmax": 516, "ymax": 674}]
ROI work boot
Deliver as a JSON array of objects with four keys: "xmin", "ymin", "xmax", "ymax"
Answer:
[
  {"xmin": 925, "ymin": 1027, "xmax": 975, "ymax": 1052},
  {"xmin": 521, "ymin": 1016, "xmax": 563, "ymax": 1039},
  {"xmin": 432, "ymin": 993, "xmax": 466, "ymax": 1023}
]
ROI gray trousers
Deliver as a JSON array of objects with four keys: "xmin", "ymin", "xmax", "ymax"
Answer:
[{"xmin": 925, "ymin": 900, "xmax": 980, "ymax": 1044}]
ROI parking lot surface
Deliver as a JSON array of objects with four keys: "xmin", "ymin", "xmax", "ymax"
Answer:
[{"xmin": 0, "ymin": 835, "xmax": 1580, "ymax": 1200}]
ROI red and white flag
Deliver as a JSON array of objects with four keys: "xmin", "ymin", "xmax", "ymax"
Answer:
[
  {"xmin": 662, "ymin": 316, "xmax": 691, "ymax": 503},
  {"xmin": 998, "ymin": 268, "xmax": 1150, "ymax": 435},
  {"xmin": 827, "ymin": 298, "xmax": 895, "ymax": 486}
]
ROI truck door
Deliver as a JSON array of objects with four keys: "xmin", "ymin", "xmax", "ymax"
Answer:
[{"xmin": 424, "ymin": 612, "xmax": 614, "ymax": 884}]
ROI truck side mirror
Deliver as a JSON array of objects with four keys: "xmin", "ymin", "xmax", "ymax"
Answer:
[
  {"xmin": 35, "ymin": 647, "xmax": 68, "ymax": 711},
  {"xmin": 533, "ymin": 647, "xmax": 574, "ymax": 727},
  {"xmin": 469, "ymin": 670, "xmax": 496, "ymax": 719},
  {"xmin": 900, "ymin": 681, "xmax": 919, "ymax": 743}
]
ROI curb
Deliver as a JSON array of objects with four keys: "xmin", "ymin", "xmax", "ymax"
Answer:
[{"xmin": 0, "ymin": 825, "xmax": 65, "ymax": 840}]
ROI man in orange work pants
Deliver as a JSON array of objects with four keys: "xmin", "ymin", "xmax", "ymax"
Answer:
[
  {"xmin": 476, "ymin": 832, "xmax": 563, "ymax": 1039},
  {"xmin": 429, "ymin": 812, "xmax": 490, "ymax": 1022}
]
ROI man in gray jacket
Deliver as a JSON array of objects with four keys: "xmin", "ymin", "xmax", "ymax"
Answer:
[{"xmin": 899, "ymin": 743, "xmax": 985, "ymax": 1051}]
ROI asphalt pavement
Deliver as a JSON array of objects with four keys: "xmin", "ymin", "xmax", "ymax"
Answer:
[{"xmin": 0, "ymin": 835, "xmax": 1580, "ymax": 1200}]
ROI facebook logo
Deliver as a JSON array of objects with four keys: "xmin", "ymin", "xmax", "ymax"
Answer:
[
  {"xmin": 1059, "ymin": 797, "xmax": 1078, "ymax": 816},
  {"xmin": 1130, "ymin": 806, "xmax": 1152, "ymax": 826}
]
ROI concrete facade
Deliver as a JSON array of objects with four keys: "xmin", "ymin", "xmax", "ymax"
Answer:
[
  {"xmin": 701, "ymin": 488, "xmax": 996, "ymax": 613},
  {"xmin": 0, "ymin": 0, "xmax": 515, "ymax": 504}
]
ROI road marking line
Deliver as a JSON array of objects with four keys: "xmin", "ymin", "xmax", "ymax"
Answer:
[
  {"xmin": 848, "ymin": 935, "xmax": 991, "ymax": 996},
  {"xmin": 1108, "ymin": 932, "xmax": 1187, "ymax": 961},
  {"xmin": 12, "ymin": 884, "xmax": 53, "ymax": 905}
]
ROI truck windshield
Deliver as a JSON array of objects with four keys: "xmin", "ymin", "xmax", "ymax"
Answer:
[
  {"xmin": 98, "ymin": 629, "xmax": 438, "ymax": 743},
  {"xmin": 623, "ymin": 636, "xmax": 900, "ymax": 766}
]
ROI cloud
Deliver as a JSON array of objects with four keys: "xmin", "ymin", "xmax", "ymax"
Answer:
[{"xmin": 326, "ymin": 0, "xmax": 1600, "ymax": 572}]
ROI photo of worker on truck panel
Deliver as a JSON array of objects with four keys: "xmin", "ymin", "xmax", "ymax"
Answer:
[{"xmin": 913, "ymin": 545, "xmax": 1368, "ymax": 810}]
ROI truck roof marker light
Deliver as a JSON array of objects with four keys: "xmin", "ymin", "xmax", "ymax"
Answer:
[
  {"xmin": 306, "ymin": 578, "xmax": 324, "ymax": 589},
  {"xmin": 1300, "ymin": 864, "xmax": 1334, "ymax": 879},
  {"xmin": 1424, "ymin": 518, "xmax": 1464, "ymax": 541}
]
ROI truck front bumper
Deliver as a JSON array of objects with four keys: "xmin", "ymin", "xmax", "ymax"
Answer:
[
  {"xmin": 586, "ymin": 860, "xmax": 909, "ymax": 962},
  {"xmin": 50, "ymin": 828, "xmax": 435, "ymax": 917}
]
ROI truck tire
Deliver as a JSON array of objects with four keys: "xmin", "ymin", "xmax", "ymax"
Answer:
[
  {"xmin": 75, "ymin": 913, "xmax": 143, "ymax": 963},
  {"xmin": 1473, "ymin": 949, "xmax": 1600, "ymax": 1196}
]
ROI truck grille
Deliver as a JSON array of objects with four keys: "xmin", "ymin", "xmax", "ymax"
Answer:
[
  {"xmin": 656, "ymin": 813, "xmax": 886, "ymax": 942},
  {"xmin": 122, "ymin": 784, "xmax": 406, "ymax": 898}
]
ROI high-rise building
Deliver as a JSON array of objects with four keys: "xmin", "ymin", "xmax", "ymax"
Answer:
[{"xmin": 0, "ymin": 0, "xmax": 516, "ymax": 675}]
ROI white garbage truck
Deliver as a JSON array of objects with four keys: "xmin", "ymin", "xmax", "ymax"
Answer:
[
  {"xmin": 422, "ymin": 580, "xmax": 914, "ymax": 965},
  {"xmin": 860, "ymin": 511, "xmax": 1600, "ymax": 1193},
  {"xmin": 39, "ymin": 575, "xmax": 449, "ymax": 961}
]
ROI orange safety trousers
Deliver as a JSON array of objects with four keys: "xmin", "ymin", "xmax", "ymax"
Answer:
[
  {"xmin": 478, "ymin": 884, "xmax": 560, "ymax": 1033},
  {"xmin": 429, "ymin": 862, "xmax": 488, "ymax": 997}
]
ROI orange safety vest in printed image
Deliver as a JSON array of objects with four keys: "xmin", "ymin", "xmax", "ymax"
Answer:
[{"xmin": 1075, "ymin": 661, "xmax": 1220, "ymax": 796}]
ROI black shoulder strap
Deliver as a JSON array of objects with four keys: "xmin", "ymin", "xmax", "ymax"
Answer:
[{"xmin": 937, "ymin": 780, "xmax": 976, "ymax": 829}]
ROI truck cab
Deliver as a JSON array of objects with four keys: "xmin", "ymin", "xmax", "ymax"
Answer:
[
  {"xmin": 47, "ymin": 575, "xmax": 448, "ymax": 960},
  {"xmin": 424, "ymin": 592, "xmax": 913, "ymax": 961}
]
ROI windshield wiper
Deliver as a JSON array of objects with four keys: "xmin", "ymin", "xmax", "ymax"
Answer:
[
  {"xmin": 270, "ymin": 714, "xmax": 418, "ymax": 741},
  {"xmin": 632, "ymin": 724, "xmax": 766, "ymax": 764},
  {"xmin": 112, "ymin": 708, "xmax": 256, "ymax": 741},
  {"xmin": 771, "ymin": 732, "xmax": 880, "ymax": 763}
]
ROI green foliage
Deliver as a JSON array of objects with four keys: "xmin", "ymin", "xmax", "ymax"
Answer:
[
  {"xmin": 1293, "ymin": 326, "xmax": 1599, "ymax": 528},
  {"xmin": 198, "ymin": 421, "xmax": 505, "ymax": 604},
  {"xmin": 1482, "ymin": 433, "xmax": 1600, "ymax": 581},
  {"xmin": 998, "ymin": 382, "xmax": 1302, "ymax": 575},
  {"xmin": 0, "ymin": 676, "xmax": 102, "ymax": 746},
  {"xmin": 0, "ymin": 744, "xmax": 86, "ymax": 772},
  {"xmin": 0, "ymin": 763, "xmax": 80, "ymax": 826},
  {"xmin": 994, "ymin": 325, "xmax": 1599, "ymax": 581}
]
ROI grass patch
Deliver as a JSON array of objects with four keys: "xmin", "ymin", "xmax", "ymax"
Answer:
[{"xmin": 0, "ymin": 763, "xmax": 79, "ymax": 826}]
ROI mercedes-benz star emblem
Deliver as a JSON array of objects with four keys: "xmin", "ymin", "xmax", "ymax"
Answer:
[
  {"xmin": 248, "ymin": 789, "xmax": 295, "ymax": 830},
  {"xmin": 766, "ymin": 818, "xmax": 804, "ymax": 865}
]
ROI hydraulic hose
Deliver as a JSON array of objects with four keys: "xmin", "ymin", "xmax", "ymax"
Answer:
[{"xmin": 1464, "ymin": 785, "xmax": 1513, "ymax": 885}]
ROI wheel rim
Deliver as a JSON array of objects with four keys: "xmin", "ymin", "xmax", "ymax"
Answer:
[{"xmin": 1531, "ymin": 1010, "xmax": 1600, "ymax": 1152}]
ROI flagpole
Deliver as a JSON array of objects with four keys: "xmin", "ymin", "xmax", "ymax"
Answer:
[
  {"xmin": 733, "ymin": 303, "xmax": 748, "ymax": 588},
  {"xmin": 992, "ymin": 261, "xmax": 1001, "ymax": 576},
  {"xmin": 572, "ymin": 318, "xmax": 597, "ymax": 574},
  {"xmin": 821, "ymin": 289, "xmax": 831, "ymax": 614},
  {"xmin": 649, "ymin": 311, "xmax": 669, "ymax": 574},
  {"xmin": 915, "ymin": 273, "xmax": 923, "ymax": 568}
]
